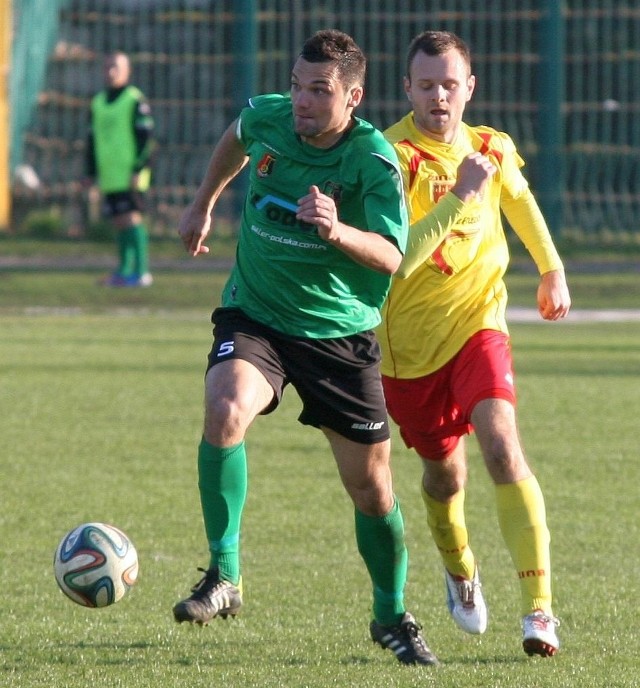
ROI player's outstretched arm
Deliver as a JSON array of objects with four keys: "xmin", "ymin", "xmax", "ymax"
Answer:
[
  {"xmin": 179, "ymin": 121, "xmax": 248, "ymax": 256},
  {"xmin": 537, "ymin": 269, "xmax": 571, "ymax": 321}
]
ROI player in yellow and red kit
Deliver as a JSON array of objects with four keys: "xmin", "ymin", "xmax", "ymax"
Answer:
[{"xmin": 378, "ymin": 30, "xmax": 571, "ymax": 657}]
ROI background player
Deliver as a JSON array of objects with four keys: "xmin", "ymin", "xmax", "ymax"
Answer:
[
  {"xmin": 379, "ymin": 30, "xmax": 571, "ymax": 657},
  {"xmin": 172, "ymin": 30, "xmax": 437, "ymax": 667},
  {"xmin": 86, "ymin": 51, "xmax": 155, "ymax": 287}
]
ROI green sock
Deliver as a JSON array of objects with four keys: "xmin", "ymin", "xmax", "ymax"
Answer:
[
  {"xmin": 131, "ymin": 223, "xmax": 149, "ymax": 276},
  {"xmin": 116, "ymin": 227, "xmax": 136, "ymax": 277},
  {"xmin": 355, "ymin": 499, "xmax": 407, "ymax": 626},
  {"xmin": 198, "ymin": 438, "xmax": 247, "ymax": 585}
]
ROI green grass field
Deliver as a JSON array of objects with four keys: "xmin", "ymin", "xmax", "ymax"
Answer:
[{"xmin": 1, "ymin": 264, "xmax": 639, "ymax": 687}]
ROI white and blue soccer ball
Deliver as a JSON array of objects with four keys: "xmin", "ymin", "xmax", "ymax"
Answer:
[{"xmin": 54, "ymin": 522, "xmax": 139, "ymax": 608}]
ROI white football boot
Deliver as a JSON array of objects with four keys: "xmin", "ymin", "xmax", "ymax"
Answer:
[
  {"xmin": 444, "ymin": 566, "xmax": 488, "ymax": 634},
  {"xmin": 522, "ymin": 610, "xmax": 560, "ymax": 657}
]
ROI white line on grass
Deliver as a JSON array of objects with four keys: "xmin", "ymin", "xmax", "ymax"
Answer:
[{"xmin": 508, "ymin": 308, "xmax": 640, "ymax": 323}]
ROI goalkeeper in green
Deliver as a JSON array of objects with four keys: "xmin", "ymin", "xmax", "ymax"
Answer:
[{"xmin": 86, "ymin": 51, "xmax": 155, "ymax": 287}]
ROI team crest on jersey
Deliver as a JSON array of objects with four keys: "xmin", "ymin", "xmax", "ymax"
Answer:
[
  {"xmin": 430, "ymin": 175, "xmax": 453, "ymax": 203},
  {"xmin": 257, "ymin": 153, "xmax": 276, "ymax": 177},
  {"xmin": 323, "ymin": 181, "xmax": 343, "ymax": 206}
]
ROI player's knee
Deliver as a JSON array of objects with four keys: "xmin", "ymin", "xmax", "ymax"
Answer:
[
  {"xmin": 345, "ymin": 475, "xmax": 394, "ymax": 516},
  {"xmin": 204, "ymin": 396, "xmax": 251, "ymax": 444},
  {"xmin": 483, "ymin": 441, "xmax": 530, "ymax": 482}
]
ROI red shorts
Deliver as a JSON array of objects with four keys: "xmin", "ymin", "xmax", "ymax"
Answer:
[{"xmin": 382, "ymin": 330, "xmax": 516, "ymax": 460}]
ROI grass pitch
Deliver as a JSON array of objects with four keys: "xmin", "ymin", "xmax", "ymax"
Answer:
[{"xmin": 1, "ymin": 270, "xmax": 639, "ymax": 687}]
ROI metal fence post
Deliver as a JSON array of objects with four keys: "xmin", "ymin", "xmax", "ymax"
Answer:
[
  {"xmin": 231, "ymin": 0, "xmax": 257, "ymax": 221},
  {"xmin": 0, "ymin": 0, "xmax": 11, "ymax": 230},
  {"xmin": 537, "ymin": 0, "xmax": 565, "ymax": 236}
]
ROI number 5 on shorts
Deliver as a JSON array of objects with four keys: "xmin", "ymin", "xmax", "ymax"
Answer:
[{"xmin": 217, "ymin": 341, "xmax": 235, "ymax": 358}]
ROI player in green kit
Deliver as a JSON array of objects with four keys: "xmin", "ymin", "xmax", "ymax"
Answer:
[
  {"xmin": 86, "ymin": 51, "xmax": 155, "ymax": 287},
  {"xmin": 172, "ymin": 30, "xmax": 438, "ymax": 667},
  {"xmin": 218, "ymin": 88, "xmax": 406, "ymax": 338}
]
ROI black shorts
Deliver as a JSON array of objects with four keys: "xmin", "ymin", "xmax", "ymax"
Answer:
[
  {"xmin": 102, "ymin": 190, "xmax": 146, "ymax": 218},
  {"xmin": 206, "ymin": 308, "xmax": 390, "ymax": 444}
]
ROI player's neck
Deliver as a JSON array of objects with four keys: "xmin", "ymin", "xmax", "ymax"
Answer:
[
  {"xmin": 105, "ymin": 85, "xmax": 128, "ymax": 103},
  {"xmin": 412, "ymin": 116, "xmax": 463, "ymax": 146},
  {"xmin": 300, "ymin": 117, "xmax": 355, "ymax": 150}
]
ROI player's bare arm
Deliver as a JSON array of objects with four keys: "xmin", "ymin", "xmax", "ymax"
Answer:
[
  {"xmin": 537, "ymin": 269, "xmax": 571, "ymax": 321},
  {"xmin": 179, "ymin": 121, "xmax": 249, "ymax": 256},
  {"xmin": 450, "ymin": 152, "xmax": 496, "ymax": 202},
  {"xmin": 296, "ymin": 185, "xmax": 403, "ymax": 274}
]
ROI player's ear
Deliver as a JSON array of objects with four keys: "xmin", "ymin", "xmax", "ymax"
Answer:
[
  {"xmin": 348, "ymin": 85, "xmax": 364, "ymax": 108},
  {"xmin": 466, "ymin": 74, "xmax": 476, "ymax": 102},
  {"xmin": 404, "ymin": 76, "xmax": 412, "ymax": 100}
]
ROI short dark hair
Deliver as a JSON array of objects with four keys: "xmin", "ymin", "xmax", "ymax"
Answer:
[
  {"xmin": 299, "ymin": 30, "xmax": 366, "ymax": 89},
  {"xmin": 405, "ymin": 30, "xmax": 471, "ymax": 79}
]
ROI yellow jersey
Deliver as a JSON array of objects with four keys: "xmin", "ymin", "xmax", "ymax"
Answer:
[{"xmin": 378, "ymin": 113, "xmax": 564, "ymax": 378}]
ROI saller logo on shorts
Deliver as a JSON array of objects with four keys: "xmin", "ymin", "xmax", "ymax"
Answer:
[{"xmin": 351, "ymin": 421, "xmax": 385, "ymax": 430}]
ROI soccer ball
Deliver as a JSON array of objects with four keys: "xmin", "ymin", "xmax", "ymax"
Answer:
[{"xmin": 53, "ymin": 522, "xmax": 139, "ymax": 608}]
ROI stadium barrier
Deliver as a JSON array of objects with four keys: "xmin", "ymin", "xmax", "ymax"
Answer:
[{"xmin": 8, "ymin": 0, "xmax": 640, "ymax": 242}]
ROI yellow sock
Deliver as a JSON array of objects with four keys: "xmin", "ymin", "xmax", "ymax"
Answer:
[
  {"xmin": 422, "ymin": 486, "xmax": 476, "ymax": 579},
  {"xmin": 495, "ymin": 476, "xmax": 553, "ymax": 615}
]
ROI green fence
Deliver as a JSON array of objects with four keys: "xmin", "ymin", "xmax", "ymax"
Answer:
[{"xmin": 10, "ymin": 0, "xmax": 640, "ymax": 241}]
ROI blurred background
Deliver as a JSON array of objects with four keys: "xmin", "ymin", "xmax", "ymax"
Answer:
[{"xmin": 2, "ymin": 0, "xmax": 639, "ymax": 244}]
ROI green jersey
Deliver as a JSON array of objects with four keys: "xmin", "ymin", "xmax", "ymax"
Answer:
[
  {"xmin": 90, "ymin": 85, "xmax": 153, "ymax": 193},
  {"xmin": 221, "ymin": 94, "xmax": 408, "ymax": 338}
]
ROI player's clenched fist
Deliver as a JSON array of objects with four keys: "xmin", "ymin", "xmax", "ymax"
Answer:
[
  {"xmin": 296, "ymin": 185, "xmax": 340, "ymax": 240},
  {"xmin": 451, "ymin": 152, "xmax": 497, "ymax": 203}
]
